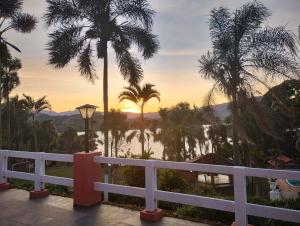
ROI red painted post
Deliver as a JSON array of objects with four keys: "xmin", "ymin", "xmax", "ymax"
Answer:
[
  {"xmin": 73, "ymin": 151, "xmax": 101, "ymax": 207},
  {"xmin": 0, "ymin": 183, "xmax": 14, "ymax": 191}
]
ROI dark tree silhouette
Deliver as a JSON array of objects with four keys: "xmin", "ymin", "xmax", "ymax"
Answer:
[
  {"xmin": 45, "ymin": 0, "xmax": 159, "ymax": 159},
  {"xmin": 21, "ymin": 95, "xmax": 51, "ymax": 152},
  {"xmin": 119, "ymin": 83, "xmax": 160, "ymax": 155},
  {"xmin": 0, "ymin": 0, "xmax": 37, "ymax": 148},
  {"xmin": 199, "ymin": 1, "xmax": 300, "ymax": 165},
  {"xmin": 0, "ymin": 54, "xmax": 21, "ymax": 148}
]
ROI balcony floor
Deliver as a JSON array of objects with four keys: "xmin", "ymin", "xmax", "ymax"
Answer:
[{"xmin": 0, "ymin": 189, "xmax": 211, "ymax": 226}]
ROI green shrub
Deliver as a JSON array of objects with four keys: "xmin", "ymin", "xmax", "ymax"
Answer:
[
  {"xmin": 176, "ymin": 205, "xmax": 234, "ymax": 223},
  {"xmin": 158, "ymin": 169, "xmax": 187, "ymax": 192},
  {"xmin": 121, "ymin": 165, "xmax": 145, "ymax": 188}
]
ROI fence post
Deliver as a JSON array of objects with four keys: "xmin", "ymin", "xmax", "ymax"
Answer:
[
  {"xmin": 0, "ymin": 151, "xmax": 7, "ymax": 184},
  {"xmin": 140, "ymin": 160, "xmax": 163, "ymax": 222},
  {"xmin": 30, "ymin": 152, "xmax": 49, "ymax": 199},
  {"xmin": 104, "ymin": 174, "xmax": 109, "ymax": 202},
  {"xmin": 0, "ymin": 150, "xmax": 13, "ymax": 190},
  {"xmin": 233, "ymin": 166, "xmax": 248, "ymax": 226},
  {"xmin": 73, "ymin": 151, "xmax": 101, "ymax": 207}
]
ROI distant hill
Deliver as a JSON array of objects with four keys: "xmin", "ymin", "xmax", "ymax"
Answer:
[
  {"xmin": 210, "ymin": 102, "xmax": 230, "ymax": 120},
  {"xmin": 37, "ymin": 112, "xmax": 103, "ymax": 132},
  {"xmin": 38, "ymin": 104, "xmax": 231, "ymax": 132}
]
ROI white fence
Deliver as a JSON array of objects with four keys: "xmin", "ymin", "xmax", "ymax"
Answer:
[
  {"xmin": 0, "ymin": 150, "xmax": 73, "ymax": 190},
  {"xmin": 1, "ymin": 150, "xmax": 300, "ymax": 226}
]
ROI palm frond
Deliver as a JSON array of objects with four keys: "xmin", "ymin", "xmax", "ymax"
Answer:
[
  {"xmin": 112, "ymin": 0, "xmax": 155, "ymax": 30},
  {"xmin": 11, "ymin": 12, "xmax": 37, "ymax": 33},
  {"xmin": 45, "ymin": 0, "xmax": 82, "ymax": 26},
  {"xmin": 232, "ymin": 1, "xmax": 270, "ymax": 42},
  {"xmin": 126, "ymin": 130, "xmax": 138, "ymax": 143},
  {"xmin": 118, "ymin": 90, "xmax": 139, "ymax": 104},
  {"xmin": 113, "ymin": 40, "xmax": 143, "ymax": 84},
  {"xmin": 47, "ymin": 25, "xmax": 84, "ymax": 68},
  {"xmin": 78, "ymin": 43, "xmax": 96, "ymax": 82},
  {"xmin": 121, "ymin": 24, "xmax": 159, "ymax": 59},
  {"xmin": 0, "ymin": 0, "xmax": 22, "ymax": 18}
]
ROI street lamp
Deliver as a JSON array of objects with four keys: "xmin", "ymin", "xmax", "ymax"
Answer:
[{"xmin": 76, "ymin": 104, "xmax": 98, "ymax": 152}]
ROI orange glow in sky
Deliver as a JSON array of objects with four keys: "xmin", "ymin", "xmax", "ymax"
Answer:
[{"xmin": 6, "ymin": 0, "xmax": 300, "ymax": 113}]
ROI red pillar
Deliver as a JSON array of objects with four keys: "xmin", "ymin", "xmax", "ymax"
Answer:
[{"xmin": 73, "ymin": 151, "xmax": 101, "ymax": 207}]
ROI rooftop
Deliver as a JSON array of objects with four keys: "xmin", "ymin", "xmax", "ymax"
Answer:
[{"xmin": 0, "ymin": 189, "xmax": 210, "ymax": 226}]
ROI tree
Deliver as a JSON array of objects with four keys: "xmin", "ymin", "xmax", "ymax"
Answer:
[
  {"xmin": 0, "ymin": 0, "xmax": 37, "ymax": 148},
  {"xmin": 45, "ymin": 0, "xmax": 159, "ymax": 160},
  {"xmin": 119, "ymin": 83, "xmax": 160, "ymax": 155},
  {"xmin": 199, "ymin": 1, "xmax": 299, "ymax": 165},
  {"xmin": 0, "ymin": 54, "xmax": 21, "ymax": 149},
  {"xmin": 154, "ymin": 103, "xmax": 206, "ymax": 161},
  {"xmin": 38, "ymin": 120, "xmax": 58, "ymax": 153},
  {"xmin": 106, "ymin": 109, "xmax": 128, "ymax": 157},
  {"xmin": 21, "ymin": 95, "xmax": 51, "ymax": 152}
]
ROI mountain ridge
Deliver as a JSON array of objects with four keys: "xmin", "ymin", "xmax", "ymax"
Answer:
[{"xmin": 42, "ymin": 102, "xmax": 230, "ymax": 120}]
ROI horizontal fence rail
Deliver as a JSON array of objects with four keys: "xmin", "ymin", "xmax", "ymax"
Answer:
[
  {"xmin": 0, "ymin": 150, "xmax": 74, "ymax": 190},
  {"xmin": 1, "ymin": 151, "xmax": 300, "ymax": 226},
  {"xmin": 95, "ymin": 156, "xmax": 300, "ymax": 225}
]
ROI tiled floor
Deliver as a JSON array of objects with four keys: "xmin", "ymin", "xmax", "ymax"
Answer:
[{"xmin": 0, "ymin": 189, "xmax": 211, "ymax": 226}]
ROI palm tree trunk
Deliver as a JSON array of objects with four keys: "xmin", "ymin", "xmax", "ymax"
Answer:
[
  {"xmin": 103, "ymin": 43, "xmax": 109, "ymax": 159},
  {"xmin": 114, "ymin": 136, "xmax": 118, "ymax": 158},
  {"xmin": 232, "ymin": 92, "xmax": 240, "ymax": 165},
  {"xmin": 33, "ymin": 116, "xmax": 38, "ymax": 152},
  {"xmin": 7, "ymin": 95, "xmax": 11, "ymax": 149},
  {"xmin": 140, "ymin": 103, "xmax": 145, "ymax": 156}
]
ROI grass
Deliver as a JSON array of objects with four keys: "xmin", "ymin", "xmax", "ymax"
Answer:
[{"xmin": 45, "ymin": 165, "xmax": 73, "ymax": 178}]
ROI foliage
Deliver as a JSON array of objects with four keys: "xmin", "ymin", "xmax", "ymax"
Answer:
[
  {"xmin": 20, "ymin": 94, "xmax": 51, "ymax": 152},
  {"xmin": 119, "ymin": 82, "xmax": 160, "ymax": 155},
  {"xmin": 121, "ymin": 165, "xmax": 145, "ymax": 188},
  {"xmin": 248, "ymin": 197, "xmax": 300, "ymax": 226},
  {"xmin": 153, "ymin": 102, "xmax": 206, "ymax": 161},
  {"xmin": 158, "ymin": 169, "xmax": 187, "ymax": 192},
  {"xmin": 0, "ymin": 0, "xmax": 37, "ymax": 57},
  {"xmin": 104, "ymin": 109, "xmax": 128, "ymax": 157},
  {"xmin": 45, "ymin": 0, "xmax": 159, "ymax": 158},
  {"xmin": 199, "ymin": 1, "xmax": 300, "ymax": 164}
]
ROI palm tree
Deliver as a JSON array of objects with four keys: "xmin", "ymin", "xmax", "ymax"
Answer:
[
  {"xmin": 0, "ymin": 0, "xmax": 37, "ymax": 148},
  {"xmin": 199, "ymin": 1, "xmax": 299, "ymax": 165},
  {"xmin": 1, "ymin": 55, "xmax": 21, "ymax": 149},
  {"xmin": 119, "ymin": 83, "xmax": 160, "ymax": 155},
  {"xmin": 45, "ymin": 0, "xmax": 159, "ymax": 159},
  {"xmin": 21, "ymin": 95, "xmax": 51, "ymax": 152},
  {"xmin": 106, "ymin": 109, "xmax": 128, "ymax": 157}
]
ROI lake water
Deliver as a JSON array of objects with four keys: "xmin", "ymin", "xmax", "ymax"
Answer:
[{"xmin": 79, "ymin": 126, "xmax": 213, "ymax": 159}]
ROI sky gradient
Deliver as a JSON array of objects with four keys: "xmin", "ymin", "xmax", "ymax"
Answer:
[{"xmin": 6, "ymin": 0, "xmax": 300, "ymax": 112}]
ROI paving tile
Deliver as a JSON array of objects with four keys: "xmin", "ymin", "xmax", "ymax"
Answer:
[{"xmin": 0, "ymin": 189, "xmax": 211, "ymax": 226}]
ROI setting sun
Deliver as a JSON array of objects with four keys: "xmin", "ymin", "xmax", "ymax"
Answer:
[{"xmin": 120, "ymin": 101, "xmax": 141, "ymax": 113}]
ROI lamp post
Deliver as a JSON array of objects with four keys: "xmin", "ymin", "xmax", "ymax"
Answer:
[{"xmin": 76, "ymin": 104, "xmax": 98, "ymax": 153}]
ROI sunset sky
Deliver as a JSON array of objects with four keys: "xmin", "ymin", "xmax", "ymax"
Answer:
[{"xmin": 7, "ymin": 0, "xmax": 300, "ymax": 113}]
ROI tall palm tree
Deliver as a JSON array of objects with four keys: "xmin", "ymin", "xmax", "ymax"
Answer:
[
  {"xmin": 1, "ymin": 55, "xmax": 21, "ymax": 149},
  {"xmin": 21, "ymin": 95, "xmax": 51, "ymax": 152},
  {"xmin": 119, "ymin": 83, "xmax": 160, "ymax": 155},
  {"xmin": 45, "ymin": 0, "xmax": 159, "ymax": 159},
  {"xmin": 199, "ymin": 1, "xmax": 299, "ymax": 165},
  {"xmin": 0, "ymin": 0, "xmax": 37, "ymax": 148}
]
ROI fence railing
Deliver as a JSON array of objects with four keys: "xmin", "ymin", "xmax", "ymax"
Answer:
[
  {"xmin": 94, "ymin": 157, "xmax": 300, "ymax": 225},
  {"xmin": 0, "ymin": 150, "xmax": 300, "ymax": 226},
  {"xmin": 0, "ymin": 150, "xmax": 73, "ymax": 190}
]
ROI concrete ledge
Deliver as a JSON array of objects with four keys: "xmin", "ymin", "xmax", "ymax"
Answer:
[
  {"xmin": 30, "ymin": 189, "xmax": 49, "ymax": 199},
  {"xmin": 140, "ymin": 208, "xmax": 163, "ymax": 222},
  {"xmin": 0, "ymin": 183, "xmax": 15, "ymax": 191}
]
